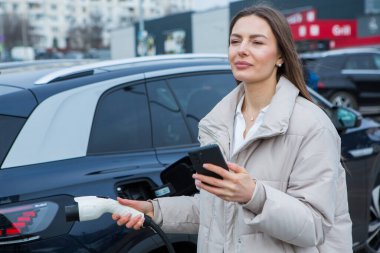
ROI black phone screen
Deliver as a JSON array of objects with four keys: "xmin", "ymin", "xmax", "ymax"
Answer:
[{"xmin": 188, "ymin": 144, "xmax": 228, "ymax": 180}]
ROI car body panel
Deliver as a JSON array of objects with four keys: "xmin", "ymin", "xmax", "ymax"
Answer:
[
  {"xmin": 0, "ymin": 86, "xmax": 37, "ymax": 117},
  {"xmin": 342, "ymin": 69, "xmax": 380, "ymax": 104},
  {"xmin": 2, "ymin": 74, "xmax": 144, "ymax": 168}
]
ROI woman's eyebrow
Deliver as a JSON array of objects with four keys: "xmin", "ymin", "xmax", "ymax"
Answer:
[{"xmin": 230, "ymin": 33, "xmax": 268, "ymax": 39}]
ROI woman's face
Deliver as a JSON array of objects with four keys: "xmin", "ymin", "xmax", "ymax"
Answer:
[{"xmin": 229, "ymin": 15, "xmax": 283, "ymax": 85}]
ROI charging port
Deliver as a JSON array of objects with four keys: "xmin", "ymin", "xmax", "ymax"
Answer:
[{"xmin": 115, "ymin": 180, "xmax": 156, "ymax": 201}]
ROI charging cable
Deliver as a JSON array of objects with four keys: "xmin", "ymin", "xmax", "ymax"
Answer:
[{"xmin": 65, "ymin": 196, "xmax": 176, "ymax": 253}]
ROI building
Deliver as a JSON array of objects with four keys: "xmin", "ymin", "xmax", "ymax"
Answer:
[
  {"xmin": 111, "ymin": 0, "xmax": 380, "ymax": 59},
  {"xmin": 0, "ymin": 0, "xmax": 193, "ymax": 51},
  {"xmin": 231, "ymin": 0, "xmax": 380, "ymax": 52}
]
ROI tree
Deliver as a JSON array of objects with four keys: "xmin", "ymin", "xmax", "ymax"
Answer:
[
  {"xmin": 1, "ymin": 13, "xmax": 33, "ymax": 52},
  {"xmin": 66, "ymin": 11, "xmax": 104, "ymax": 51}
]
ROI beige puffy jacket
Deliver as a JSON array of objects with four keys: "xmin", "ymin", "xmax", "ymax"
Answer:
[{"xmin": 151, "ymin": 77, "xmax": 352, "ymax": 253}]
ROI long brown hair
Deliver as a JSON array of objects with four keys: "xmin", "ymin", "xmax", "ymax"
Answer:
[{"xmin": 229, "ymin": 4, "xmax": 313, "ymax": 102}]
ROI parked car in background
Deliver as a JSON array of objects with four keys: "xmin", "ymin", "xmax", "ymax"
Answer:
[
  {"xmin": 0, "ymin": 55, "xmax": 379, "ymax": 253},
  {"xmin": 301, "ymin": 47, "xmax": 380, "ymax": 115},
  {"xmin": 10, "ymin": 46, "xmax": 35, "ymax": 61}
]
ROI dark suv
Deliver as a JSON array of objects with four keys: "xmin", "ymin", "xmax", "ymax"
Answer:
[
  {"xmin": 302, "ymin": 48, "xmax": 380, "ymax": 115},
  {"xmin": 0, "ymin": 55, "xmax": 380, "ymax": 253}
]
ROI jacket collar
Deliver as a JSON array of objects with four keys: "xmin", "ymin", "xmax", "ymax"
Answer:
[
  {"xmin": 199, "ymin": 76, "xmax": 300, "ymax": 155},
  {"xmin": 258, "ymin": 76, "xmax": 300, "ymax": 138}
]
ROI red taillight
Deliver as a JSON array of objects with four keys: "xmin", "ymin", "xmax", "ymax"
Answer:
[
  {"xmin": 6, "ymin": 228, "xmax": 20, "ymax": 235},
  {"xmin": 12, "ymin": 222, "xmax": 26, "ymax": 228},
  {"xmin": 18, "ymin": 216, "xmax": 31, "ymax": 222},
  {"xmin": 0, "ymin": 201, "xmax": 58, "ymax": 243},
  {"xmin": 23, "ymin": 211, "xmax": 36, "ymax": 217},
  {"xmin": 317, "ymin": 81, "xmax": 325, "ymax": 89},
  {"xmin": 0, "ymin": 196, "xmax": 75, "ymax": 245}
]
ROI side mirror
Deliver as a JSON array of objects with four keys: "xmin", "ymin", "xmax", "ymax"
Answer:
[{"xmin": 331, "ymin": 106, "xmax": 361, "ymax": 131}]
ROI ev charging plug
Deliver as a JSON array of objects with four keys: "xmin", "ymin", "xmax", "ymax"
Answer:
[
  {"xmin": 65, "ymin": 196, "xmax": 144, "ymax": 222},
  {"xmin": 65, "ymin": 196, "xmax": 176, "ymax": 253}
]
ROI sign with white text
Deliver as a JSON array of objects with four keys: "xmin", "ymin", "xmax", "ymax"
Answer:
[
  {"xmin": 291, "ymin": 20, "xmax": 357, "ymax": 40},
  {"xmin": 286, "ymin": 9, "xmax": 317, "ymax": 25}
]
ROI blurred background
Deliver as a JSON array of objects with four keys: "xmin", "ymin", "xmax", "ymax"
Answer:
[{"xmin": 0, "ymin": 0, "xmax": 378, "ymax": 61}]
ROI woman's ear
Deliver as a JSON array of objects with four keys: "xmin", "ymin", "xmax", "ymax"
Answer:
[{"xmin": 276, "ymin": 55, "xmax": 284, "ymax": 66}]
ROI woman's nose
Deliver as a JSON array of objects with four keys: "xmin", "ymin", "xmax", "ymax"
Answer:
[{"xmin": 237, "ymin": 41, "xmax": 248, "ymax": 55}]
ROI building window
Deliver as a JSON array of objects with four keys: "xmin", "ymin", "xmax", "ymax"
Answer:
[{"xmin": 366, "ymin": 0, "xmax": 380, "ymax": 14}]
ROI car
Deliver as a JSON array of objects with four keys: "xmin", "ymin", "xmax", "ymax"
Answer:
[
  {"xmin": 301, "ymin": 47, "xmax": 380, "ymax": 115},
  {"xmin": 0, "ymin": 54, "xmax": 379, "ymax": 253}
]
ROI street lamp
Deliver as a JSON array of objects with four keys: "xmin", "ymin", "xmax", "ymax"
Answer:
[
  {"xmin": 0, "ymin": 4, "xmax": 4, "ymax": 61},
  {"xmin": 138, "ymin": 0, "xmax": 146, "ymax": 56}
]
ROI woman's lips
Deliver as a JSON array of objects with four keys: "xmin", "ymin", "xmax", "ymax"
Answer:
[{"xmin": 234, "ymin": 61, "xmax": 253, "ymax": 70}]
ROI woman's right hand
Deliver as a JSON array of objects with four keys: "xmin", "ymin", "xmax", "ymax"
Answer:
[{"xmin": 112, "ymin": 197, "xmax": 154, "ymax": 230}]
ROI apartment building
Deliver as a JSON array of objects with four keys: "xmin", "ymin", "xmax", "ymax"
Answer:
[{"xmin": 0, "ymin": 0, "xmax": 193, "ymax": 50}]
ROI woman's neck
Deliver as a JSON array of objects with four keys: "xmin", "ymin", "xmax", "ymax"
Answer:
[{"xmin": 243, "ymin": 79, "xmax": 276, "ymax": 113}]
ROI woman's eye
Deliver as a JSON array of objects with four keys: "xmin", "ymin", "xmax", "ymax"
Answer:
[
  {"xmin": 230, "ymin": 40, "xmax": 240, "ymax": 44},
  {"xmin": 253, "ymin": 41, "xmax": 263, "ymax": 45}
]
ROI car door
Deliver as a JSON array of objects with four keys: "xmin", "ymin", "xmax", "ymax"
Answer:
[
  {"xmin": 342, "ymin": 53, "xmax": 380, "ymax": 107},
  {"xmin": 147, "ymin": 71, "xmax": 236, "ymax": 167},
  {"xmin": 87, "ymin": 81, "xmax": 164, "ymax": 194},
  {"xmin": 146, "ymin": 77, "xmax": 194, "ymax": 167}
]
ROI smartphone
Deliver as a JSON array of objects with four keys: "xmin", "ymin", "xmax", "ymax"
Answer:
[{"xmin": 188, "ymin": 144, "xmax": 228, "ymax": 180}]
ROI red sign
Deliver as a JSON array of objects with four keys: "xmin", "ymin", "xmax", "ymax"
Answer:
[
  {"xmin": 286, "ymin": 9, "xmax": 317, "ymax": 25},
  {"xmin": 291, "ymin": 20, "xmax": 357, "ymax": 40}
]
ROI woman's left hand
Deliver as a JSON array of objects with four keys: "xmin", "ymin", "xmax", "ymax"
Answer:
[{"xmin": 192, "ymin": 162, "xmax": 256, "ymax": 204}]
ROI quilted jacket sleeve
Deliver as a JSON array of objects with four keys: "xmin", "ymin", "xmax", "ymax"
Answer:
[{"xmin": 150, "ymin": 194, "xmax": 200, "ymax": 234}]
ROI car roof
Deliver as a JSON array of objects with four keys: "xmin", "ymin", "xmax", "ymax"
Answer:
[
  {"xmin": 300, "ymin": 47, "xmax": 380, "ymax": 60},
  {"xmin": 0, "ymin": 54, "xmax": 229, "ymax": 88},
  {"xmin": 0, "ymin": 54, "xmax": 335, "ymax": 119}
]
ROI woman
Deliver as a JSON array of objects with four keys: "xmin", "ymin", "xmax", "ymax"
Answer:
[{"xmin": 113, "ymin": 5, "xmax": 352, "ymax": 252}]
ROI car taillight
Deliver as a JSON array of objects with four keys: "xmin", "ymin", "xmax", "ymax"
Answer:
[
  {"xmin": 0, "ymin": 202, "xmax": 57, "ymax": 244},
  {"xmin": 0, "ymin": 196, "xmax": 74, "ymax": 245},
  {"xmin": 317, "ymin": 81, "xmax": 325, "ymax": 89}
]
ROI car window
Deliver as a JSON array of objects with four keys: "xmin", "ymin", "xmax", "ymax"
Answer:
[
  {"xmin": 146, "ymin": 80, "xmax": 192, "ymax": 147},
  {"xmin": 373, "ymin": 54, "xmax": 380, "ymax": 69},
  {"xmin": 345, "ymin": 54, "xmax": 376, "ymax": 70},
  {"xmin": 88, "ymin": 83, "xmax": 152, "ymax": 154},
  {"xmin": 167, "ymin": 73, "xmax": 236, "ymax": 138},
  {"xmin": 0, "ymin": 115, "xmax": 26, "ymax": 166},
  {"xmin": 314, "ymin": 55, "xmax": 344, "ymax": 73}
]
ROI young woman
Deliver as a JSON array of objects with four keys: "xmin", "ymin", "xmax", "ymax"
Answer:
[{"xmin": 113, "ymin": 5, "xmax": 352, "ymax": 252}]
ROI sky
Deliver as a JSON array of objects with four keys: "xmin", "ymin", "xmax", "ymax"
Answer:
[{"xmin": 192, "ymin": 0, "xmax": 230, "ymax": 11}]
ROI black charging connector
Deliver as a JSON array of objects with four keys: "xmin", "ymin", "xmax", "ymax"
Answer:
[{"xmin": 143, "ymin": 215, "xmax": 176, "ymax": 253}]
